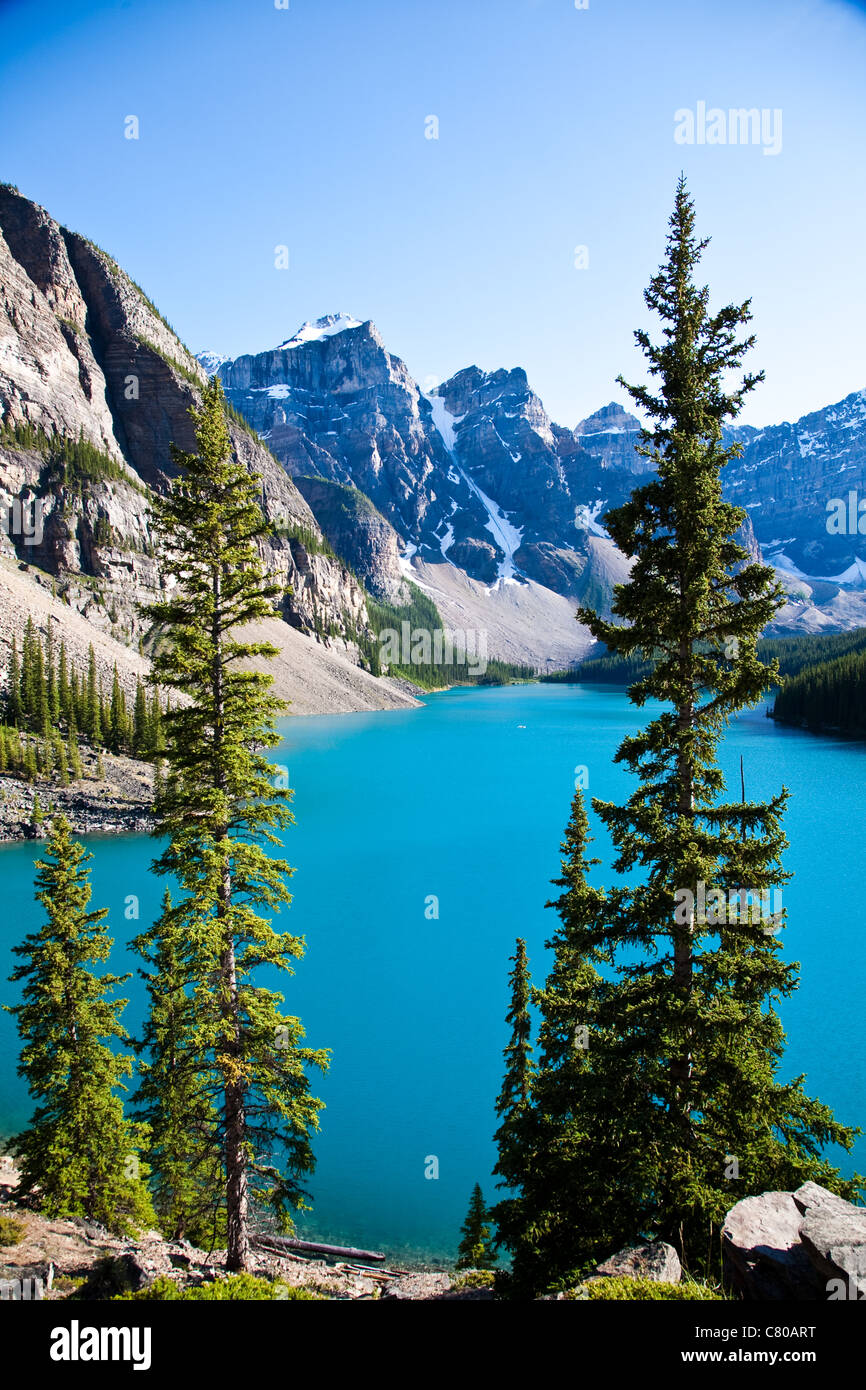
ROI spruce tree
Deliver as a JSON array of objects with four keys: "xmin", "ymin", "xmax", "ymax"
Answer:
[
  {"xmin": 86, "ymin": 646, "xmax": 101, "ymax": 745},
  {"xmin": 456, "ymin": 1183, "xmax": 498, "ymax": 1270},
  {"xmin": 5, "ymin": 816, "xmax": 154, "ymax": 1233},
  {"xmin": 499, "ymin": 792, "xmax": 658, "ymax": 1293},
  {"xmin": 489, "ymin": 939, "xmax": 537, "ymax": 1269},
  {"xmin": 550, "ymin": 178, "xmax": 862, "ymax": 1273},
  {"xmin": 132, "ymin": 891, "xmax": 223, "ymax": 1244},
  {"xmin": 132, "ymin": 680, "xmax": 149, "ymax": 757},
  {"xmin": 108, "ymin": 664, "xmax": 128, "ymax": 753},
  {"xmin": 21, "ymin": 617, "xmax": 39, "ymax": 726},
  {"xmin": 46, "ymin": 625, "xmax": 59, "ymax": 725},
  {"xmin": 492, "ymin": 942, "xmax": 534, "ymax": 1182},
  {"xmin": 58, "ymin": 640, "xmax": 71, "ymax": 726},
  {"xmin": 5, "ymin": 636, "xmax": 22, "ymax": 726},
  {"xmin": 142, "ymin": 376, "xmax": 328, "ymax": 1270}
]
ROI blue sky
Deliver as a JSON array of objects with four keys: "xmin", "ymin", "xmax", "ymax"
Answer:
[{"xmin": 1, "ymin": 0, "xmax": 865, "ymax": 428}]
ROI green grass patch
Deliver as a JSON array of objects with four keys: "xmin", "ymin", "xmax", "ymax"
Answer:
[
  {"xmin": 114, "ymin": 1273, "xmax": 321, "ymax": 1301},
  {"xmin": 571, "ymin": 1275, "xmax": 725, "ymax": 1300}
]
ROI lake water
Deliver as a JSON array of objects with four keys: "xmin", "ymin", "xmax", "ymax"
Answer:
[{"xmin": 0, "ymin": 683, "xmax": 863, "ymax": 1264}]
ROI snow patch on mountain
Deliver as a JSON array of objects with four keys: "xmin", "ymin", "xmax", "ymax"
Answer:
[
  {"xmin": 398, "ymin": 541, "xmax": 418, "ymax": 579},
  {"xmin": 575, "ymin": 500, "xmax": 609, "ymax": 538},
  {"xmin": 425, "ymin": 392, "xmax": 524, "ymax": 586},
  {"xmin": 196, "ymin": 350, "xmax": 231, "ymax": 376},
  {"xmin": 426, "ymin": 392, "xmax": 464, "ymax": 453},
  {"xmin": 277, "ymin": 314, "xmax": 363, "ymax": 350}
]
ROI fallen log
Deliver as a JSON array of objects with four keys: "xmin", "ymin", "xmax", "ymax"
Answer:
[{"xmin": 252, "ymin": 1234, "xmax": 386, "ymax": 1263}]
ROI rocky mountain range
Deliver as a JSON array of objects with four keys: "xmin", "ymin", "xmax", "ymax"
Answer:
[
  {"xmin": 2, "ymin": 183, "xmax": 864, "ymax": 698},
  {"xmin": 204, "ymin": 314, "xmax": 866, "ymax": 653}
]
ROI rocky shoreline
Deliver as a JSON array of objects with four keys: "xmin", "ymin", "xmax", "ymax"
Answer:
[
  {"xmin": 0, "ymin": 748, "xmax": 154, "ymax": 843},
  {"xmin": 0, "ymin": 1160, "xmax": 485, "ymax": 1302},
  {"xmin": 3, "ymin": 1152, "xmax": 864, "ymax": 1301}
]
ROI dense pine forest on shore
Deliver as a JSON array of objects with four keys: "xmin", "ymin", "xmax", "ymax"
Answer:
[
  {"xmin": 547, "ymin": 628, "xmax": 866, "ymax": 738},
  {"xmin": 0, "ymin": 620, "xmax": 165, "ymax": 786}
]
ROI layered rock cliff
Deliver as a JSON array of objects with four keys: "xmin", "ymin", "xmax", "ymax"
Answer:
[{"xmin": 0, "ymin": 189, "xmax": 372, "ymax": 664}]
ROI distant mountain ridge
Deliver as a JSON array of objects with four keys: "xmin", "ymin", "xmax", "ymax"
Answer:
[{"xmin": 201, "ymin": 315, "xmax": 866, "ymax": 641}]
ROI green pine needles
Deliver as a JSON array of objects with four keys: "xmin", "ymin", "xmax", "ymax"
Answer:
[
  {"xmin": 138, "ymin": 376, "xmax": 328, "ymax": 1271},
  {"xmin": 456, "ymin": 1183, "xmax": 498, "ymax": 1270},
  {"xmin": 131, "ymin": 890, "xmax": 223, "ymax": 1246},
  {"xmin": 493, "ymin": 179, "xmax": 863, "ymax": 1295},
  {"xmin": 4, "ymin": 816, "xmax": 154, "ymax": 1234}
]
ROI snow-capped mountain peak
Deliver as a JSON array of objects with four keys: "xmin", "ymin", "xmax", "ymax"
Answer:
[{"xmin": 277, "ymin": 314, "xmax": 363, "ymax": 351}]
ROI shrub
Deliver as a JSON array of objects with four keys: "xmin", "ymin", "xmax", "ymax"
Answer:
[
  {"xmin": 451, "ymin": 1269, "xmax": 496, "ymax": 1291},
  {"xmin": 0, "ymin": 1214, "xmax": 27, "ymax": 1246}
]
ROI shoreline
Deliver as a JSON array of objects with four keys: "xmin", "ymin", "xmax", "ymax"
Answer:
[{"xmin": 0, "ymin": 749, "xmax": 155, "ymax": 845}]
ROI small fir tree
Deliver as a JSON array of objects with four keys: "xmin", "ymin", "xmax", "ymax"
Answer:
[{"xmin": 5, "ymin": 816, "xmax": 154, "ymax": 1233}]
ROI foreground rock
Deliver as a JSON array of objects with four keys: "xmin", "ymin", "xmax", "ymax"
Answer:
[
  {"xmin": 381, "ymin": 1272, "xmax": 494, "ymax": 1301},
  {"xmin": 724, "ymin": 1182, "xmax": 866, "ymax": 1300},
  {"xmin": 594, "ymin": 1240, "xmax": 681, "ymax": 1284}
]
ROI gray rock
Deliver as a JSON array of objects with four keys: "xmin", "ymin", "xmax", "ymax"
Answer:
[
  {"xmin": 800, "ymin": 1203, "xmax": 866, "ymax": 1300},
  {"xmin": 723, "ymin": 1191, "xmax": 825, "ymax": 1300},
  {"xmin": 594, "ymin": 1240, "xmax": 681, "ymax": 1284},
  {"xmin": 792, "ymin": 1181, "xmax": 858, "ymax": 1220},
  {"xmin": 723, "ymin": 1184, "xmax": 866, "ymax": 1300},
  {"xmin": 380, "ymin": 1272, "xmax": 454, "ymax": 1300}
]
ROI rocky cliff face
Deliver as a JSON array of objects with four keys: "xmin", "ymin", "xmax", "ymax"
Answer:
[
  {"xmin": 724, "ymin": 391, "xmax": 866, "ymax": 580},
  {"xmin": 216, "ymin": 314, "xmax": 477, "ymax": 571},
  {"xmin": 292, "ymin": 476, "xmax": 409, "ymax": 604},
  {"xmin": 0, "ymin": 189, "xmax": 371, "ymax": 657},
  {"xmin": 212, "ymin": 324, "xmax": 638, "ymax": 616},
  {"xmin": 209, "ymin": 315, "xmax": 866, "ymax": 640}
]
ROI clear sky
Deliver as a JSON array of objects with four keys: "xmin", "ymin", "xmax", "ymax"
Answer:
[{"xmin": 2, "ymin": 0, "xmax": 865, "ymax": 429}]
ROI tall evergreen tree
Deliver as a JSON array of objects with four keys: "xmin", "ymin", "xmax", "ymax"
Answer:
[
  {"xmin": 85, "ymin": 645, "xmax": 101, "ymax": 745},
  {"xmin": 132, "ymin": 680, "xmax": 149, "ymax": 757},
  {"xmin": 489, "ymin": 938, "xmax": 537, "ymax": 1269},
  {"xmin": 142, "ymin": 376, "xmax": 329, "ymax": 1271},
  {"xmin": 539, "ymin": 177, "xmax": 863, "ymax": 1275},
  {"xmin": 108, "ymin": 664, "xmax": 128, "ymax": 753},
  {"xmin": 456, "ymin": 1183, "xmax": 498, "ymax": 1270},
  {"xmin": 21, "ymin": 616, "xmax": 39, "ymax": 724},
  {"xmin": 58, "ymin": 640, "xmax": 71, "ymax": 726},
  {"xmin": 132, "ymin": 891, "xmax": 222, "ymax": 1244},
  {"xmin": 497, "ymin": 792, "xmax": 657, "ymax": 1292},
  {"xmin": 4, "ymin": 816, "xmax": 154, "ymax": 1233},
  {"xmin": 46, "ymin": 624, "xmax": 60, "ymax": 725},
  {"xmin": 5, "ymin": 636, "xmax": 22, "ymax": 726}
]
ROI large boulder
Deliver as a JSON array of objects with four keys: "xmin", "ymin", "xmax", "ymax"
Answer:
[
  {"xmin": 594, "ymin": 1241, "xmax": 681, "ymax": 1284},
  {"xmin": 723, "ymin": 1191, "xmax": 822, "ymax": 1299},
  {"xmin": 724, "ymin": 1184, "xmax": 866, "ymax": 1299},
  {"xmin": 794, "ymin": 1183, "xmax": 866, "ymax": 1299}
]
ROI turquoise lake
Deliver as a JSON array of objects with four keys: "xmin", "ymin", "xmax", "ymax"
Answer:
[{"xmin": 0, "ymin": 683, "xmax": 863, "ymax": 1264}]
